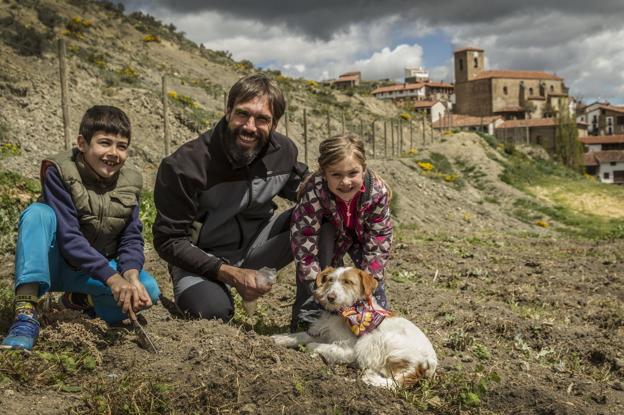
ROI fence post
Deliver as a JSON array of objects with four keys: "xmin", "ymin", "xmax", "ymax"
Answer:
[
  {"xmin": 371, "ymin": 120, "xmax": 375, "ymax": 159},
  {"xmin": 399, "ymin": 118, "xmax": 403, "ymax": 155},
  {"xmin": 390, "ymin": 119, "xmax": 395, "ymax": 157},
  {"xmin": 409, "ymin": 120, "xmax": 413, "ymax": 150},
  {"xmin": 383, "ymin": 120, "xmax": 387, "ymax": 159},
  {"xmin": 58, "ymin": 38, "xmax": 71, "ymax": 150},
  {"xmin": 161, "ymin": 74, "xmax": 171, "ymax": 156},
  {"xmin": 421, "ymin": 112, "xmax": 426, "ymax": 145},
  {"xmin": 303, "ymin": 108, "xmax": 308, "ymax": 166},
  {"xmin": 326, "ymin": 111, "xmax": 331, "ymax": 138}
]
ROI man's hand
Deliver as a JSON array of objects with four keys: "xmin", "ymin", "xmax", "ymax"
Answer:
[
  {"xmin": 217, "ymin": 264, "xmax": 273, "ymax": 301},
  {"xmin": 123, "ymin": 269, "xmax": 152, "ymax": 309}
]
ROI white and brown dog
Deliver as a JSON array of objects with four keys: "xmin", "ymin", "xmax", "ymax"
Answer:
[{"xmin": 272, "ymin": 267, "xmax": 437, "ymax": 389}]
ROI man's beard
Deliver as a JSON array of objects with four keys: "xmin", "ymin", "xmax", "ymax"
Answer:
[{"xmin": 224, "ymin": 125, "xmax": 269, "ymax": 168}]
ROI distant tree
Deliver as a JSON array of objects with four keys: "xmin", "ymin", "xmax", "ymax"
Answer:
[{"xmin": 555, "ymin": 110, "xmax": 583, "ymax": 171}]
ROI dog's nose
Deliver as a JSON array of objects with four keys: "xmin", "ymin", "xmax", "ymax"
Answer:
[{"xmin": 327, "ymin": 293, "xmax": 336, "ymax": 303}]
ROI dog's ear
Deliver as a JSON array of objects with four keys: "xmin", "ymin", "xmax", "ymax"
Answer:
[
  {"xmin": 315, "ymin": 267, "xmax": 334, "ymax": 288},
  {"xmin": 358, "ymin": 269, "xmax": 378, "ymax": 297}
]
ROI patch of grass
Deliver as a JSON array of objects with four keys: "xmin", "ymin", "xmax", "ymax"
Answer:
[
  {"xmin": 77, "ymin": 374, "xmax": 174, "ymax": 414},
  {"xmin": 401, "ymin": 364, "xmax": 501, "ymax": 412},
  {"xmin": 415, "ymin": 152, "xmax": 465, "ymax": 189},
  {"xmin": 0, "ymin": 171, "xmax": 40, "ymax": 254},
  {"xmin": 477, "ymin": 132, "xmax": 498, "ymax": 149},
  {"xmin": 501, "ymin": 153, "xmax": 624, "ymax": 239},
  {"xmin": 139, "ymin": 190, "xmax": 156, "ymax": 243}
]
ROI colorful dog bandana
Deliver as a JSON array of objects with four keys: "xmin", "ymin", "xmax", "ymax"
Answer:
[{"xmin": 339, "ymin": 297, "xmax": 392, "ymax": 337}]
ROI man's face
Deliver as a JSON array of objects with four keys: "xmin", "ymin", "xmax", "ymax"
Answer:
[
  {"xmin": 224, "ymin": 96, "xmax": 274, "ymax": 166},
  {"xmin": 77, "ymin": 131, "xmax": 129, "ymax": 179}
]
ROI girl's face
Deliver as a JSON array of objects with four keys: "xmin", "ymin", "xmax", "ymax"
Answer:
[{"xmin": 323, "ymin": 155, "xmax": 364, "ymax": 202}]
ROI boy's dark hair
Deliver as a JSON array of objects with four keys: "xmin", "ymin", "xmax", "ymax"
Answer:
[
  {"xmin": 79, "ymin": 105, "xmax": 131, "ymax": 144},
  {"xmin": 227, "ymin": 73, "xmax": 285, "ymax": 126}
]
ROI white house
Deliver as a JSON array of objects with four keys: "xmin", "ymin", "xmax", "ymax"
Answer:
[
  {"xmin": 413, "ymin": 100, "xmax": 446, "ymax": 123},
  {"xmin": 580, "ymin": 135, "xmax": 624, "ymax": 184}
]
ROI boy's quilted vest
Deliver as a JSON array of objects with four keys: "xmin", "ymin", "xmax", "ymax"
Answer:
[{"xmin": 41, "ymin": 149, "xmax": 142, "ymax": 258}]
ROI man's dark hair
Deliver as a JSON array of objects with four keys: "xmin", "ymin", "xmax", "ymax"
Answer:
[
  {"xmin": 227, "ymin": 74, "xmax": 285, "ymax": 125},
  {"xmin": 79, "ymin": 105, "xmax": 131, "ymax": 143}
]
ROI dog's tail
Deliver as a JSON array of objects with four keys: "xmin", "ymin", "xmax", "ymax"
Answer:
[{"xmin": 388, "ymin": 357, "xmax": 437, "ymax": 388}]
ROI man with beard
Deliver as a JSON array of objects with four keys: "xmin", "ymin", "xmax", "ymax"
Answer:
[{"xmin": 153, "ymin": 74, "xmax": 307, "ymax": 320}]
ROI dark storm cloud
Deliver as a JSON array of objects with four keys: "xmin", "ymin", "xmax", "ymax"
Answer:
[{"xmin": 120, "ymin": 0, "xmax": 624, "ymax": 40}]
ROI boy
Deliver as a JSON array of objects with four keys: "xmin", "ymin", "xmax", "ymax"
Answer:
[{"xmin": 1, "ymin": 105, "xmax": 160, "ymax": 351}]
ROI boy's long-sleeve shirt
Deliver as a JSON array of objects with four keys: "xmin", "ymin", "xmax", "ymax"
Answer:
[{"xmin": 42, "ymin": 165, "xmax": 144, "ymax": 283}]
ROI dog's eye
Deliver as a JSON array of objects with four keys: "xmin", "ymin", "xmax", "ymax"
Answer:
[
  {"xmin": 343, "ymin": 279, "xmax": 353, "ymax": 285},
  {"xmin": 321, "ymin": 276, "xmax": 328, "ymax": 284}
]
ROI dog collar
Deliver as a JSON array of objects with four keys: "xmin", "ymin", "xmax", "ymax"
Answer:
[{"xmin": 339, "ymin": 297, "xmax": 392, "ymax": 337}]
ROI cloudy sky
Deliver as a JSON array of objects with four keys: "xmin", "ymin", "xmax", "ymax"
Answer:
[{"xmin": 119, "ymin": 1, "xmax": 624, "ymax": 103}]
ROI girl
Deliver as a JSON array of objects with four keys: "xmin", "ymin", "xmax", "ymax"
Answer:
[{"xmin": 290, "ymin": 134, "xmax": 392, "ymax": 331}]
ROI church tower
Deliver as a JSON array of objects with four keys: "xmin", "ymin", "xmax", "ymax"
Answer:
[{"xmin": 454, "ymin": 47, "xmax": 484, "ymax": 83}]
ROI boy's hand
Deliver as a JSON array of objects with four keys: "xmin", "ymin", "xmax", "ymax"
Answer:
[
  {"xmin": 106, "ymin": 274, "xmax": 140, "ymax": 320},
  {"xmin": 217, "ymin": 264, "xmax": 272, "ymax": 301},
  {"xmin": 122, "ymin": 270, "xmax": 152, "ymax": 308}
]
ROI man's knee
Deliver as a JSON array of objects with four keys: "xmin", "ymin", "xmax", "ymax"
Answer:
[{"xmin": 176, "ymin": 282, "xmax": 233, "ymax": 322}]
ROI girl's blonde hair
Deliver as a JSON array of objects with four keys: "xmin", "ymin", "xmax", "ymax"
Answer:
[{"xmin": 298, "ymin": 134, "xmax": 393, "ymax": 200}]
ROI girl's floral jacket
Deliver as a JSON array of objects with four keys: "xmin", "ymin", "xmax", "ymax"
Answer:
[{"xmin": 290, "ymin": 169, "xmax": 393, "ymax": 283}]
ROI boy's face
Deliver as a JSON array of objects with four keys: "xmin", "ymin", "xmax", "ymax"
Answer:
[{"xmin": 77, "ymin": 131, "xmax": 129, "ymax": 179}]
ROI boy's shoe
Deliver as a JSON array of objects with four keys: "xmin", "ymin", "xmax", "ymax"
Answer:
[
  {"xmin": 59, "ymin": 292, "xmax": 96, "ymax": 318},
  {"xmin": 0, "ymin": 313, "xmax": 40, "ymax": 351}
]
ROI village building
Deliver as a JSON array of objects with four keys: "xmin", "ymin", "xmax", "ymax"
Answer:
[
  {"xmin": 413, "ymin": 100, "xmax": 447, "ymax": 123},
  {"xmin": 453, "ymin": 47, "xmax": 570, "ymax": 119},
  {"xmin": 577, "ymin": 102, "xmax": 624, "ymax": 136},
  {"xmin": 404, "ymin": 66, "xmax": 429, "ymax": 83},
  {"xmin": 331, "ymin": 71, "xmax": 361, "ymax": 89},
  {"xmin": 432, "ymin": 114, "xmax": 504, "ymax": 135},
  {"xmin": 494, "ymin": 118, "xmax": 588, "ymax": 154},
  {"xmin": 371, "ymin": 81, "xmax": 454, "ymax": 102},
  {"xmin": 580, "ymin": 135, "xmax": 624, "ymax": 184}
]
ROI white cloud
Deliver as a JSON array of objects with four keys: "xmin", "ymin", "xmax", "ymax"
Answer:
[{"xmin": 354, "ymin": 44, "xmax": 423, "ymax": 81}]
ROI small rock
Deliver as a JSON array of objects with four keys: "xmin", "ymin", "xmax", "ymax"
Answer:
[{"xmin": 612, "ymin": 381, "xmax": 623, "ymax": 391}]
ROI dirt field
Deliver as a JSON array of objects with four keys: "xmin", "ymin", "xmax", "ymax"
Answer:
[{"xmin": 1, "ymin": 229, "xmax": 622, "ymax": 415}]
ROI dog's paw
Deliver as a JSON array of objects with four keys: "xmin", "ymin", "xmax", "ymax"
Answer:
[
  {"xmin": 270, "ymin": 334, "xmax": 299, "ymax": 348},
  {"xmin": 361, "ymin": 369, "xmax": 396, "ymax": 390}
]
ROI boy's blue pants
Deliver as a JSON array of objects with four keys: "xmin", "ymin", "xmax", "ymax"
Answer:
[{"xmin": 14, "ymin": 203, "xmax": 160, "ymax": 324}]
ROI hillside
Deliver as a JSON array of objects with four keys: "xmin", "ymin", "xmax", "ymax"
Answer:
[{"xmin": 0, "ymin": 1, "xmax": 623, "ymax": 415}]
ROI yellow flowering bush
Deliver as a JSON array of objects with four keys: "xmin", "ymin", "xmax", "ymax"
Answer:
[
  {"xmin": 143, "ymin": 34, "xmax": 161, "ymax": 43},
  {"xmin": 535, "ymin": 220, "xmax": 550, "ymax": 228},
  {"xmin": 418, "ymin": 161, "xmax": 434, "ymax": 171}
]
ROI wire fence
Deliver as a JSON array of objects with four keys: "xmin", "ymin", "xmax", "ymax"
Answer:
[{"xmin": 50, "ymin": 38, "xmax": 443, "ymax": 166}]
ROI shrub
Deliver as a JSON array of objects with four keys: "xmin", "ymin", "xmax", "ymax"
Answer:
[
  {"xmin": 143, "ymin": 34, "xmax": 161, "ymax": 43},
  {"xmin": 0, "ymin": 19, "xmax": 51, "ymax": 56}
]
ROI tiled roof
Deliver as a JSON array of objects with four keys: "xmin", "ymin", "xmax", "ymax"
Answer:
[
  {"xmin": 371, "ymin": 83, "xmax": 424, "ymax": 94},
  {"xmin": 590, "ymin": 104, "xmax": 624, "ymax": 114},
  {"xmin": 497, "ymin": 118, "xmax": 558, "ymax": 128},
  {"xmin": 497, "ymin": 118, "xmax": 588, "ymax": 129},
  {"xmin": 472, "ymin": 70, "xmax": 562, "ymax": 81},
  {"xmin": 433, "ymin": 114, "xmax": 502, "ymax": 128},
  {"xmin": 334, "ymin": 75, "xmax": 359, "ymax": 82},
  {"xmin": 593, "ymin": 150, "xmax": 624, "ymax": 163},
  {"xmin": 583, "ymin": 152, "xmax": 598, "ymax": 166},
  {"xmin": 413, "ymin": 100, "xmax": 439, "ymax": 109},
  {"xmin": 424, "ymin": 82, "xmax": 454, "ymax": 89},
  {"xmin": 496, "ymin": 106, "xmax": 524, "ymax": 113},
  {"xmin": 580, "ymin": 135, "xmax": 624, "ymax": 144}
]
